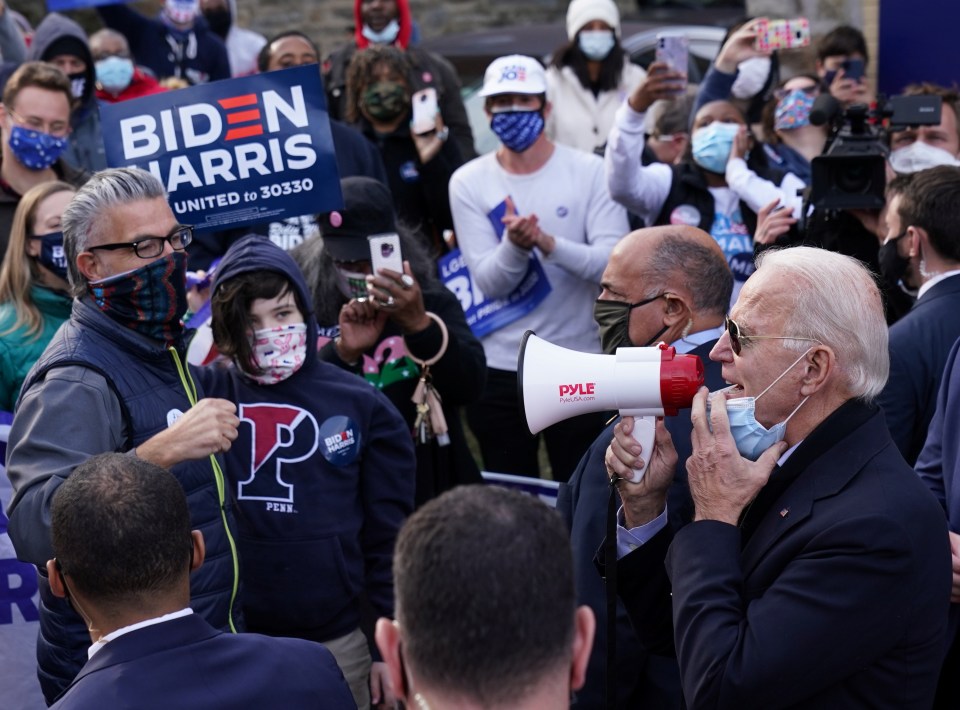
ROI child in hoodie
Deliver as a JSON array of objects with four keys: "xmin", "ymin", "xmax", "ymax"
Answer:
[{"xmin": 196, "ymin": 235, "xmax": 415, "ymax": 710}]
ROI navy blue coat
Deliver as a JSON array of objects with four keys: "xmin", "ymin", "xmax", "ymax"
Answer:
[
  {"xmin": 50, "ymin": 614, "xmax": 356, "ymax": 710},
  {"xmin": 556, "ymin": 338, "xmax": 725, "ymax": 709},
  {"xmin": 879, "ymin": 274, "xmax": 960, "ymax": 464}
]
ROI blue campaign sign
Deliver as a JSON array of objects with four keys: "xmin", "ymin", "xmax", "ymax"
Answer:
[
  {"xmin": 46, "ymin": 0, "xmax": 121, "ymax": 10},
  {"xmin": 102, "ymin": 65, "xmax": 342, "ymax": 233},
  {"xmin": 439, "ymin": 197, "xmax": 551, "ymax": 338}
]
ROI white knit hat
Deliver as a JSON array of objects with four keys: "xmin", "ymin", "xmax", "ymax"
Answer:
[{"xmin": 566, "ymin": 0, "xmax": 621, "ymax": 41}]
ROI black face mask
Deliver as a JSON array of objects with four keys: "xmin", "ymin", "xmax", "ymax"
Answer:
[
  {"xmin": 204, "ymin": 7, "xmax": 232, "ymax": 38},
  {"xmin": 594, "ymin": 295, "xmax": 668, "ymax": 354},
  {"xmin": 878, "ymin": 233, "xmax": 910, "ymax": 285}
]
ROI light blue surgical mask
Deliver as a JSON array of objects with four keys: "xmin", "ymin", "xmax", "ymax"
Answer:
[
  {"xmin": 362, "ymin": 19, "xmax": 400, "ymax": 44},
  {"xmin": 716, "ymin": 348, "xmax": 812, "ymax": 460},
  {"xmin": 578, "ymin": 30, "xmax": 616, "ymax": 61},
  {"xmin": 96, "ymin": 56, "xmax": 135, "ymax": 94},
  {"xmin": 691, "ymin": 121, "xmax": 740, "ymax": 174}
]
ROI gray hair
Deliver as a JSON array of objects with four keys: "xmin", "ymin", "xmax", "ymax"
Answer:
[
  {"xmin": 754, "ymin": 247, "xmax": 888, "ymax": 402},
  {"xmin": 643, "ymin": 231, "xmax": 732, "ymax": 317},
  {"xmin": 62, "ymin": 168, "xmax": 167, "ymax": 296}
]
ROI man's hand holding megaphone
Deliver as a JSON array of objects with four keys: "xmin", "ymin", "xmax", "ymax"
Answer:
[{"xmin": 605, "ymin": 416, "xmax": 678, "ymax": 527}]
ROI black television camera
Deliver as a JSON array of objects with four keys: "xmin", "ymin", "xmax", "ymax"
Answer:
[{"xmin": 808, "ymin": 94, "xmax": 942, "ymax": 210}]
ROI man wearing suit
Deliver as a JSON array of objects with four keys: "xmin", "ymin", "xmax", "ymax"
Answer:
[
  {"xmin": 46, "ymin": 453, "xmax": 356, "ymax": 710},
  {"xmin": 606, "ymin": 246, "xmax": 951, "ymax": 709},
  {"xmin": 556, "ymin": 224, "xmax": 732, "ymax": 708},
  {"xmin": 878, "ymin": 165, "xmax": 960, "ymax": 464}
]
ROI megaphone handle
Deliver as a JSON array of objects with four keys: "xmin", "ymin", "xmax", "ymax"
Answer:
[{"xmin": 624, "ymin": 415, "xmax": 656, "ymax": 484}]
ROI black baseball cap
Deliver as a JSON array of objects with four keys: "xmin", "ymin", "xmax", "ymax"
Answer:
[{"xmin": 318, "ymin": 177, "xmax": 397, "ymax": 262}]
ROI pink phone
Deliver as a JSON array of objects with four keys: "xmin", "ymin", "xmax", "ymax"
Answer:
[
  {"xmin": 755, "ymin": 18, "xmax": 811, "ymax": 52},
  {"xmin": 411, "ymin": 88, "xmax": 439, "ymax": 135}
]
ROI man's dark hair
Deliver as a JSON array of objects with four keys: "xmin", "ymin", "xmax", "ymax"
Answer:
[
  {"xmin": 886, "ymin": 172, "xmax": 914, "ymax": 199},
  {"xmin": 817, "ymin": 25, "xmax": 869, "ymax": 64},
  {"xmin": 211, "ymin": 270, "xmax": 306, "ymax": 373},
  {"xmin": 393, "ymin": 485, "xmax": 576, "ymax": 705},
  {"xmin": 550, "ymin": 36, "xmax": 625, "ymax": 94},
  {"xmin": 2, "ymin": 61, "xmax": 74, "ymax": 113},
  {"xmin": 897, "ymin": 165, "xmax": 960, "ymax": 262},
  {"xmin": 646, "ymin": 230, "xmax": 733, "ymax": 317},
  {"xmin": 51, "ymin": 453, "xmax": 193, "ymax": 603},
  {"xmin": 257, "ymin": 30, "xmax": 320, "ymax": 73}
]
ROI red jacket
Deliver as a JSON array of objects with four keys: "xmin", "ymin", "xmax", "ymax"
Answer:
[
  {"xmin": 95, "ymin": 68, "xmax": 167, "ymax": 103},
  {"xmin": 353, "ymin": 0, "xmax": 412, "ymax": 49}
]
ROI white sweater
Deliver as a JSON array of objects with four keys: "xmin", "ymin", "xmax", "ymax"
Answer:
[
  {"xmin": 546, "ymin": 61, "xmax": 647, "ymax": 154},
  {"xmin": 449, "ymin": 144, "xmax": 629, "ymax": 371}
]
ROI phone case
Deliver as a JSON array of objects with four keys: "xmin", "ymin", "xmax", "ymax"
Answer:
[
  {"xmin": 655, "ymin": 34, "xmax": 689, "ymax": 78},
  {"xmin": 411, "ymin": 88, "xmax": 439, "ymax": 135},
  {"xmin": 755, "ymin": 18, "xmax": 811, "ymax": 52},
  {"xmin": 369, "ymin": 233, "xmax": 404, "ymax": 274}
]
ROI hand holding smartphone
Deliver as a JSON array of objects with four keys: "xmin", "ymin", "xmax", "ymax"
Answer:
[
  {"xmin": 754, "ymin": 18, "xmax": 811, "ymax": 52},
  {"xmin": 411, "ymin": 88, "xmax": 439, "ymax": 135},
  {"xmin": 655, "ymin": 33, "xmax": 688, "ymax": 88},
  {"xmin": 369, "ymin": 233, "xmax": 404, "ymax": 275}
]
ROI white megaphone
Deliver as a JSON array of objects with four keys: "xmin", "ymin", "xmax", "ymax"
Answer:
[{"xmin": 518, "ymin": 331, "xmax": 703, "ymax": 483}]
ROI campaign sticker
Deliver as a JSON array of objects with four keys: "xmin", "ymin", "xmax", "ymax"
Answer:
[
  {"xmin": 669, "ymin": 204, "xmax": 701, "ymax": 227},
  {"xmin": 728, "ymin": 252, "xmax": 756, "ymax": 282},
  {"xmin": 318, "ymin": 415, "xmax": 361, "ymax": 467},
  {"xmin": 167, "ymin": 408, "xmax": 184, "ymax": 427}
]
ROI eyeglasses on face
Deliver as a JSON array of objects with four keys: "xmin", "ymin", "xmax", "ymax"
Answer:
[
  {"xmin": 724, "ymin": 316, "xmax": 820, "ymax": 356},
  {"xmin": 86, "ymin": 225, "xmax": 193, "ymax": 259},
  {"xmin": 5, "ymin": 106, "xmax": 70, "ymax": 138}
]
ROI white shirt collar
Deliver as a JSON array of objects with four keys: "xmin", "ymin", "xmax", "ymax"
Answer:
[
  {"xmin": 670, "ymin": 325, "xmax": 725, "ymax": 354},
  {"xmin": 917, "ymin": 270, "xmax": 960, "ymax": 300},
  {"xmin": 87, "ymin": 608, "xmax": 193, "ymax": 660}
]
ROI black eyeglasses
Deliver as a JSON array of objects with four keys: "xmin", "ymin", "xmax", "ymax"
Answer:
[
  {"xmin": 724, "ymin": 316, "xmax": 820, "ymax": 356},
  {"xmin": 87, "ymin": 226, "xmax": 193, "ymax": 259}
]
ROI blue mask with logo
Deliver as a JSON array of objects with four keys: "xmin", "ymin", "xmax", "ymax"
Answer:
[
  {"xmin": 96, "ymin": 56, "xmax": 135, "ymax": 94},
  {"xmin": 29, "ymin": 231, "xmax": 68, "ymax": 280},
  {"xmin": 718, "ymin": 348, "xmax": 812, "ymax": 460},
  {"xmin": 490, "ymin": 109, "xmax": 545, "ymax": 153},
  {"xmin": 691, "ymin": 121, "xmax": 740, "ymax": 175},
  {"xmin": 9, "ymin": 126, "xmax": 69, "ymax": 171}
]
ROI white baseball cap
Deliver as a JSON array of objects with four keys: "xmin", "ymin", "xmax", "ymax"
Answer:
[{"xmin": 478, "ymin": 55, "xmax": 547, "ymax": 97}]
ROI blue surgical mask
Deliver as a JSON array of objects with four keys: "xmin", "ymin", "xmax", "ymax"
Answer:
[
  {"xmin": 691, "ymin": 121, "xmax": 740, "ymax": 174},
  {"xmin": 362, "ymin": 19, "xmax": 400, "ymax": 44},
  {"xmin": 719, "ymin": 349, "xmax": 812, "ymax": 460},
  {"xmin": 490, "ymin": 109, "xmax": 545, "ymax": 153},
  {"xmin": 9, "ymin": 126, "xmax": 69, "ymax": 171},
  {"xmin": 96, "ymin": 56, "xmax": 135, "ymax": 94},
  {"xmin": 579, "ymin": 30, "xmax": 616, "ymax": 61},
  {"xmin": 29, "ymin": 231, "xmax": 68, "ymax": 280}
]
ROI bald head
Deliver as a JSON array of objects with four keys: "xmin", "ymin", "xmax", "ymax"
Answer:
[{"xmin": 90, "ymin": 29, "xmax": 131, "ymax": 62}]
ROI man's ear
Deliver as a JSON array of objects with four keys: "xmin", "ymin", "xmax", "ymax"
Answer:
[
  {"xmin": 374, "ymin": 618, "xmax": 408, "ymax": 701},
  {"xmin": 190, "ymin": 530, "xmax": 205, "ymax": 572},
  {"xmin": 75, "ymin": 250, "xmax": 102, "ymax": 284},
  {"xmin": 569, "ymin": 606, "xmax": 596, "ymax": 692},
  {"xmin": 47, "ymin": 560, "xmax": 67, "ymax": 599},
  {"xmin": 799, "ymin": 345, "xmax": 835, "ymax": 397},
  {"xmin": 662, "ymin": 293, "xmax": 691, "ymax": 328},
  {"xmin": 906, "ymin": 225, "xmax": 926, "ymax": 259}
]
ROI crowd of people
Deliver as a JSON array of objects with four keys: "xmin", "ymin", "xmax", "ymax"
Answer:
[{"xmin": 1, "ymin": 0, "xmax": 960, "ymax": 708}]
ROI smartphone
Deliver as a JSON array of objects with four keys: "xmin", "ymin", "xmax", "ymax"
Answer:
[
  {"xmin": 755, "ymin": 18, "xmax": 811, "ymax": 52},
  {"xmin": 410, "ymin": 87, "xmax": 439, "ymax": 135},
  {"xmin": 655, "ymin": 33, "xmax": 689, "ymax": 83},
  {"xmin": 842, "ymin": 57, "xmax": 865, "ymax": 82},
  {"xmin": 369, "ymin": 233, "xmax": 404, "ymax": 275}
]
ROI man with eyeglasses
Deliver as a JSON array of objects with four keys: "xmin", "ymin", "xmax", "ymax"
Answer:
[
  {"xmin": 0, "ymin": 61, "xmax": 88, "ymax": 264},
  {"xmin": 5, "ymin": 167, "xmax": 244, "ymax": 704},
  {"xmin": 603, "ymin": 246, "xmax": 950, "ymax": 709}
]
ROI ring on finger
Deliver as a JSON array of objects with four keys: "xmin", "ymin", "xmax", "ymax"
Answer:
[
  {"xmin": 380, "ymin": 296, "xmax": 396, "ymax": 308},
  {"xmin": 400, "ymin": 274, "xmax": 415, "ymax": 289}
]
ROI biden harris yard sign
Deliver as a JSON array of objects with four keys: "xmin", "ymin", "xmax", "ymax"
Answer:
[{"xmin": 102, "ymin": 65, "xmax": 342, "ymax": 232}]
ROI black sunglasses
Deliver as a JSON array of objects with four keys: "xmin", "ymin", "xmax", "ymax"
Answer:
[{"xmin": 724, "ymin": 316, "xmax": 820, "ymax": 356}]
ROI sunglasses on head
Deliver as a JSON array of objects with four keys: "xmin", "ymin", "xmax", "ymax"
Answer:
[{"xmin": 724, "ymin": 316, "xmax": 820, "ymax": 355}]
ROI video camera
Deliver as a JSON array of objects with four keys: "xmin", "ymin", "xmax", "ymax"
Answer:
[{"xmin": 808, "ymin": 94, "xmax": 942, "ymax": 210}]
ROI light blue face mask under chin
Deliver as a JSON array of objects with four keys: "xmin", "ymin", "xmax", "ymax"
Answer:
[{"xmin": 712, "ymin": 348, "xmax": 813, "ymax": 461}]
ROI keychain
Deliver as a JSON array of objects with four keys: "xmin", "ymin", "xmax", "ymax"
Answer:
[{"xmin": 408, "ymin": 312, "xmax": 450, "ymax": 446}]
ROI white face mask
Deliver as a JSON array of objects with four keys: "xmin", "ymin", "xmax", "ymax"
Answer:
[
  {"xmin": 889, "ymin": 141, "xmax": 960, "ymax": 174},
  {"xmin": 731, "ymin": 56, "xmax": 771, "ymax": 99},
  {"xmin": 578, "ymin": 30, "xmax": 616, "ymax": 61},
  {"xmin": 362, "ymin": 18, "xmax": 400, "ymax": 44},
  {"xmin": 247, "ymin": 323, "xmax": 308, "ymax": 385},
  {"xmin": 712, "ymin": 348, "xmax": 813, "ymax": 460}
]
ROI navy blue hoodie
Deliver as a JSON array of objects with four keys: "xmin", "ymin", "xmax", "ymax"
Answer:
[{"xmin": 197, "ymin": 235, "xmax": 415, "ymax": 647}]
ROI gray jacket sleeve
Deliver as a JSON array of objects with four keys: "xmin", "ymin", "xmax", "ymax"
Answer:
[
  {"xmin": 0, "ymin": 7, "xmax": 26, "ymax": 63},
  {"xmin": 6, "ymin": 366, "xmax": 126, "ymax": 566}
]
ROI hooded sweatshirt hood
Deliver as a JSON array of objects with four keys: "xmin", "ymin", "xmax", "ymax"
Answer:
[
  {"xmin": 212, "ymin": 234, "xmax": 319, "ymax": 366},
  {"xmin": 28, "ymin": 13, "xmax": 96, "ymax": 110},
  {"xmin": 354, "ymin": 0, "xmax": 413, "ymax": 50}
]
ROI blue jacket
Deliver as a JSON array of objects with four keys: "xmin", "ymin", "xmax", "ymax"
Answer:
[
  {"xmin": 50, "ymin": 613, "xmax": 356, "ymax": 710},
  {"xmin": 198, "ymin": 236, "xmax": 415, "ymax": 647},
  {"xmin": 10, "ymin": 298, "xmax": 243, "ymax": 701}
]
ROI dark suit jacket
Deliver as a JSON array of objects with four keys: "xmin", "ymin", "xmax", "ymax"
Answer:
[
  {"xmin": 557, "ymin": 339, "xmax": 725, "ymax": 709},
  {"xmin": 50, "ymin": 614, "xmax": 357, "ymax": 710},
  {"xmin": 879, "ymin": 274, "xmax": 960, "ymax": 464},
  {"xmin": 613, "ymin": 401, "xmax": 951, "ymax": 710}
]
